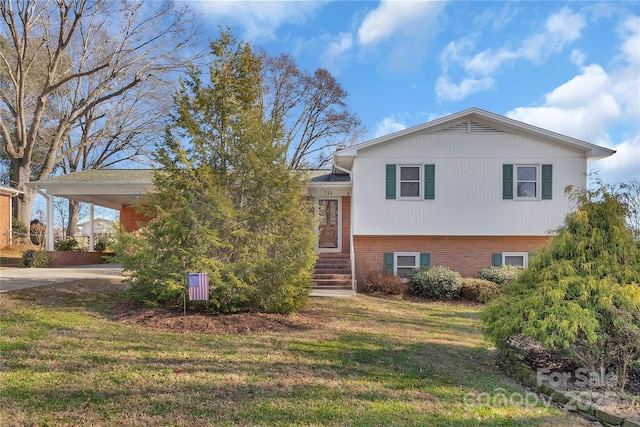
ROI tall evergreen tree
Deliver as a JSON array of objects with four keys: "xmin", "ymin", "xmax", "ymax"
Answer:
[
  {"xmin": 113, "ymin": 31, "xmax": 317, "ymax": 314},
  {"xmin": 482, "ymin": 184, "xmax": 640, "ymax": 389}
]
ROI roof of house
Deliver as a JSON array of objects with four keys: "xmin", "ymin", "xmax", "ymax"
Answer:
[
  {"xmin": 32, "ymin": 169, "xmax": 154, "ymax": 185},
  {"xmin": 333, "ymin": 107, "xmax": 616, "ymax": 172},
  {"xmin": 28, "ymin": 169, "xmax": 155, "ymax": 210},
  {"xmin": 308, "ymin": 171, "xmax": 351, "ymax": 183},
  {"xmin": 0, "ymin": 185, "xmax": 22, "ymax": 196},
  {"xmin": 27, "ymin": 168, "xmax": 350, "ymax": 209}
]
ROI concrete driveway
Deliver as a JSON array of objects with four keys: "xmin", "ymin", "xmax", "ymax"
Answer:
[{"xmin": 0, "ymin": 265, "xmax": 125, "ymax": 293}]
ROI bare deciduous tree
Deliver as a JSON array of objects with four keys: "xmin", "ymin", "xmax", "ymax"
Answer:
[
  {"xmin": 0, "ymin": 0, "xmax": 198, "ymax": 224},
  {"xmin": 262, "ymin": 53, "xmax": 363, "ymax": 169}
]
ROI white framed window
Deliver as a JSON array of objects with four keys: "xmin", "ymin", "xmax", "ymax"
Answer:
[
  {"xmin": 394, "ymin": 252, "xmax": 420, "ymax": 278},
  {"xmin": 515, "ymin": 165, "xmax": 539, "ymax": 199},
  {"xmin": 502, "ymin": 252, "xmax": 528, "ymax": 267},
  {"xmin": 398, "ymin": 165, "xmax": 421, "ymax": 199}
]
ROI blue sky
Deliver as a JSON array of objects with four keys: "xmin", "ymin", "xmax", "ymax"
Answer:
[{"xmin": 185, "ymin": 0, "xmax": 639, "ymax": 185}]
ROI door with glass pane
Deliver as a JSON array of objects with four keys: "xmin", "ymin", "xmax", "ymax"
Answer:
[{"xmin": 317, "ymin": 198, "xmax": 340, "ymax": 250}]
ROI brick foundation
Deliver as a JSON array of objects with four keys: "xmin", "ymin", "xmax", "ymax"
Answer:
[
  {"xmin": 353, "ymin": 235, "xmax": 551, "ymax": 290},
  {"xmin": 48, "ymin": 251, "xmax": 114, "ymax": 267}
]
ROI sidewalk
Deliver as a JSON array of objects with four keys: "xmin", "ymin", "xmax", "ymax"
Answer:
[{"xmin": 0, "ymin": 265, "xmax": 125, "ymax": 293}]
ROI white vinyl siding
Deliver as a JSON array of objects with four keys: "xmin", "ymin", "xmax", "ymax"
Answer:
[{"xmin": 351, "ymin": 129, "xmax": 585, "ymax": 236}]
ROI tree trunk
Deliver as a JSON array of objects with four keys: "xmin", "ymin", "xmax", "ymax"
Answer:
[
  {"xmin": 12, "ymin": 162, "xmax": 36, "ymax": 227},
  {"xmin": 67, "ymin": 200, "xmax": 80, "ymax": 238}
]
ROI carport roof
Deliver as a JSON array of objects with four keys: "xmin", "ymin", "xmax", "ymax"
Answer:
[{"xmin": 28, "ymin": 169, "xmax": 155, "ymax": 210}]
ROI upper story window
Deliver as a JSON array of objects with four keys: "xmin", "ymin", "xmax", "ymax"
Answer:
[
  {"xmin": 386, "ymin": 164, "xmax": 435, "ymax": 200},
  {"xmin": 516, "ymin": 165, "xmax": 538, "ymax": 199},
  {"xmin": 503, "ymin": 164, "xmax": 552, "ymax": 200},
  {"xmin": 399, "ymin": 165, "xmax": 421, "ymax": 199}
]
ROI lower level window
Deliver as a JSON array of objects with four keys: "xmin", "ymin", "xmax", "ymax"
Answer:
[
  {"xmin": 502, "ymin": 252, "xmax": 528, "ymax": 267},
  {"xmin": 395, "ymin": 252, "xmax": 420, "ymax": 278}
]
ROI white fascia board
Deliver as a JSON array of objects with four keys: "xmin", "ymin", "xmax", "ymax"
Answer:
[
  {"xmin": 0, "ymin": 186, "xmax": 22, "ymax": 196},
  {"xmin": 307, "ymin": 181, "xmax": 352, "ymax": 197}
]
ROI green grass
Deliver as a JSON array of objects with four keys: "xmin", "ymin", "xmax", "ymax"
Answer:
[{"xmin": 0, "ymin": 282, "xmax": 592, "ymax": 426}]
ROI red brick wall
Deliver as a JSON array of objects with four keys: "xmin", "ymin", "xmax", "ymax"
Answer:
[
  {"xmin": 0, "ymin": 194, "xmax": 10, "ymax": 248},
  {"xmin": 341, "ymin": 196, "xmax": 351, "ymax": 255},
  {"xmin": 48, "ymin": 251, "xmax": 114, "ymax": 267},
  {"xmin": 353, "ymin": 235, "xmax": 550, "ymax": 289},
  {"xmin": 120, "ymin": 205, "xmax": 152, "ymax": 231}
]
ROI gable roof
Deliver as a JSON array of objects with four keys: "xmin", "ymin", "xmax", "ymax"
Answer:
[{"xmin": 333, "ymin": 107, "xmax": 615, "ymax": 171}]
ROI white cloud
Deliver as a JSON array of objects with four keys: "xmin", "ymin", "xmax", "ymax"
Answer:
[
  {"xmin": 357, "ymin": 1, "xmax": 441, "ymax": 46},
  {"xmin": 590, "ymin": 135, "xmax": 640, "ymax": 182},
  {"xmin": 187, "ymin": 0, "xmax": 324, "ymax": 41},
  {"xmin": 611, "ymin": 15, "xmax": 640, "ymax": 121},
  {"xmin": 467, "ymin": 7, "xmax": 585, "ymax": 75},
  {"xmin": 465, "ymin": 48, "xmax": 517, "ymax": 76},
  {"xmin": 437, "ymin": 7, "xmax": 587, "ymax": 101},
  {"xmin": 355, "ymin": 0, "xmax": 445, "ymax": 74},
  {"xmin": 570, "ymin": 49, "xmax": 586, "ymax": 66},
  {"xmin": 320, "ymin": 32, "xmax": 353, "ymax": 73},
  {"xmin": 506, "ymin": 64, "xmax": 622, "ymax": 143},
  {"xmin": 435, "ymin": 75, "xmax": 495, "ymax": 102},
  {"xmin": 374, "ymin": 116, "xmax": 407, "ymax": 138}
]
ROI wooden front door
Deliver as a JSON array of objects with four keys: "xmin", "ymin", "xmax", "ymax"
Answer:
[{"xmin": 317, "ymin": 198, "xmax": 340, "ymax": 251}]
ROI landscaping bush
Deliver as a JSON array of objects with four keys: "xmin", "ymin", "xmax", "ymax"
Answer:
[
  {"xmin": 409, "ymin": 265, "xmax": 462, "ymax": 300},
  {"xmin": 364, "ymin": 272, "xmax": 407, "ymax": 295},
  {"xmin": 482, "ymin": 183, "xmax": 640, "ymax": 391},
  {"xmin": 460, "ymin": 278, "xmax": 500, "ymax": 303},
  {"xmin": 54, "ymin": 237, "xmax": 81, "ymax": 252},
  {"xmin": 94, "ymin": 236, "xmax": 113, "ymax": 252},
  {"xmin": 477, "ymin": 265, "xmax": 521, "ymax": 286},
  {"xmin": 22, "ymin": 250, "xmax": 50, "ymax": 268}
]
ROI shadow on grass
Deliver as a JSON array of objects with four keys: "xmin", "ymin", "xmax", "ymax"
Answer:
[{"xmin": 0, "ymin": 283, "xmax": 588, "ymax": 426}]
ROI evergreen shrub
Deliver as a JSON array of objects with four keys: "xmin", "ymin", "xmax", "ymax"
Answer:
[
  {"xmin": 460, "ymin": 278, "xmax": 500, "ymax": 303},
  {"xmin": 54, "ymin": 238, "xmax": 81, "ymax": 252},
  {"xmin": 22, "ymin": 250, "xmax": 50, "ymax": 268},
  {"xmin": 477, "ymin": 265, "xmax": 521, "ymax": 286},
  {"xmin": 409, "ymin": 265, "xmax": 462, "ymax": 300}
]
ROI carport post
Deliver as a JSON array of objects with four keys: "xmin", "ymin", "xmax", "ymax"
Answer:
[
  {"xmin": 89, "ymin": 203, "xmax": 95, "ymax": 252},
  {"xmin": 35, "ymin": 187, "xmax": 55, "ymax": 251}
]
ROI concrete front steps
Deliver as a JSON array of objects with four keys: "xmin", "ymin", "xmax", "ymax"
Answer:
[{"xmin": 311, "ymin": 253, "xmax": 355, "ymax": 294}]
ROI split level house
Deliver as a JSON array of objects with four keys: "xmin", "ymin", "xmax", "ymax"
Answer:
[{"xmin": 29, "ymin": 108, "xmax": 615, "ymax": 292}]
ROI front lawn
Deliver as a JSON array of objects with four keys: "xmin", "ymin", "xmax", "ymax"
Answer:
[{"xmin": 0, "ymin": 280, "xmax": 592, "ymax": 426}]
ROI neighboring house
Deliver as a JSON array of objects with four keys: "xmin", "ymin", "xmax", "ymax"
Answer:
[
  {"xmin": 78, "ymin": 218, "xmax": 116, "ymax": 237},
  {"xmin": 29, "ymin": 108, "xmax": 615, "ymax": 289},
  {"xmin": 0, "ymin": 186, "xmax": 22, "ymax": 248}
]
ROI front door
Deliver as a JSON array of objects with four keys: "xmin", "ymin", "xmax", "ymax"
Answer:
[{"xmin": 317, "ymin": 198, "xmax": 341, "ymax": 251}]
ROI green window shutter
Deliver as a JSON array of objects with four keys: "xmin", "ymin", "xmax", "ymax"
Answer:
[
  {"xmin": 386, "ymin": 164, "xmax": 396, "ymax": 199},
  {"xmin": 503, "ymin": 164, "xmax": 513, "ymax": 199},
  {"xmin": 420, "ymin": 253, "xmax": 431, "ymax": 268},
  {"xmin": 424, "ymin": 164, "xmax": 435, "ymax": 200},
  {"xmin": 492, "ymin": 253, "xmax": 502, "ymax": 267},
  {"xmin": 541, "ymin": 164, "xmax": 552, "ymax": 200},
  {"xmin": 383, "ymin": 253, "xmax": 394, "ymax": 274}
]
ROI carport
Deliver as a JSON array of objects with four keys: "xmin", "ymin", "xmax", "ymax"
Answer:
[{"xmin": 27, "ymin": 169, "xmax": 154, "ymax": 251}]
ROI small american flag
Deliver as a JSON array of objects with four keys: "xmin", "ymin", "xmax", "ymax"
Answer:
[{"xmin": 188, "ymin": 273, "xmax": 209, "ymax": 301}]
